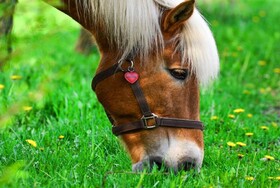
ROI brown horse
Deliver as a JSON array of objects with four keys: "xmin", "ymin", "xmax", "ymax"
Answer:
[{"xmin": 47, "ymin": 0, "xmax": 219, "ymax": 172}]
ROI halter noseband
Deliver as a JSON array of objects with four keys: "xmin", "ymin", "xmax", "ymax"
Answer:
[{"xmin": 92, "ymin": 60, "xmax": 204, "ymax": 136}]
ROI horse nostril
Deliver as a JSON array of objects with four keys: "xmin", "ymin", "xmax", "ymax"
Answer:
[
  {"xmin": 149, "ymin": 156, "xmax": 164, "ymax": 170},
  {"xmin": 178, "ymin": 161, "xmax": 196, "ymax": 171}
]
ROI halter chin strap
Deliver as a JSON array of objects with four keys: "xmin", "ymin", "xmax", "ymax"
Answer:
[{"xmin": 92, "ymin": 60, "xmax": 204, "ymax": 136}]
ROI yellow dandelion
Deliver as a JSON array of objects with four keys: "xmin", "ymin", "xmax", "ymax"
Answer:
[
  {"xmin": 247, "ymin": 113, "xmax": 253, "ymax": 118},
  {"xmin": 236, "ymin": 142, "xmax": 246, "ymax": 147},
  {"xmin": 273, "ymin": 68, "xmax": 280, "ymax": 74},
  {"xmin": 258, "ymin": 60, "xmax": 266, "ymax": 66},
  {"xmin": 212, "ymin": 20, "xmax": 219, "ymax": 27},
  {"xmin": 231, "ymin": 52, "xmax": 238, "ymax": 57},
  {"xmin": 259, "ymin": 10, "xmax": 266, "ymax": 17},
  {"xmin": 210, "ymin": 116, "xmax": 219, "ymax": 120},
  {"xmin": 259, "ymin": 87, "xmax": 271, "ymax": 94},
  {"xmin": 264, "ymin": 155, "xmax": 275, "ymax": 161},
  {"xmin": 0, "ymin": 84, "xmax": 4, "ymax": 90},
  {"xmin": 26, "ymin": 139, "xmax": 37, "ymax": 148},
  {"xmin": 238, "ymin": 154, "xmax": 245, "ymax": 159},
  {"xmin": 260, "ymin": 126, "xmax": 269, "ymax": 130},
  {"xmin": 245, "ymin": 132, "xmax": 254, "ymax": 137},
  {"xmin": 11, "ymin": 75, "xmax": 22, "ymax": 80},
  {"xmin": 243, "ymin": 90, "xmax": 251, "ymax": 95},
  {"xmin": 271, "ymin": 122, "xmax": 278, "ymax": 128},
  {"xmin": 222, "ymin": 51, "xmax": 229, "ymax": 57},
  {"xmin": 245, "ymin": 176, "xmax": 255, "ymax": 181},
  {"xmin": 58, "ymin": 135, "xmax": 65, "ymax": 139},
  {"xmin": 23, "ymin": 106, "xmax": 32, "ymax": 112},
  {"xmin": 268, "ymin": 177, "xmax": 280, "ymax": 180},
  {"xmin": 228, "ymin": 114, "xmax": 235, "ymax": 119},
  {"xmin": 259, "ymin": 88, "xmax": 266, "ymax": 94},
  {"xmin": 227, "ymin": 142, "xmax": 236, "ymax": 147},
  {"xmin": 237, "ymin": 46, "xmax": 243, "ymax": 51},
  {"xmin": 252, "ymin": 16, "xmax": 260, "ymax": 23},
  {"xmin": 233, "ymin": 108, "xmax": 245, "ymax": 113}
]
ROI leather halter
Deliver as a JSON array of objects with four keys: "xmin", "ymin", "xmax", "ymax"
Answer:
[{"xmin": 92, "ymin": 60, "xmax": 204, "ymax": 136}]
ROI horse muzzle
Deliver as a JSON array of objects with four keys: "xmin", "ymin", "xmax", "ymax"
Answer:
[{"xmin": 132, "ymin": 139, "xmax": 204, "ymax": 172}]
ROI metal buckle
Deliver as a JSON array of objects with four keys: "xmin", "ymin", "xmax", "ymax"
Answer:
[{"xmin": 142, "ymin": 113, "xmax": 158, "ymax": 129}]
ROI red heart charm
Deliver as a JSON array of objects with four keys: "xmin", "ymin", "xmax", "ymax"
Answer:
[{"xmin": 124, "ymin": 71, "xmax": 139, "ymax": 84}]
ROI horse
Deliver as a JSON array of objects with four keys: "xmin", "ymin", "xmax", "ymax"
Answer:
[{"xmin": 46, "ymin": 0, "xmax": 219, "ymax": 172}]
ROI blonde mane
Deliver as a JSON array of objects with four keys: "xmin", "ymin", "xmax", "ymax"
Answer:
[{"xmin": 78, "ymin": 0, "xmax": 219, "ymax": 85}]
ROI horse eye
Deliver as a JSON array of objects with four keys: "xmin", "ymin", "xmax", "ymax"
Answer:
[{"xmin": 169, "ymin": 69, "xmax": 188, "ymax": 80}]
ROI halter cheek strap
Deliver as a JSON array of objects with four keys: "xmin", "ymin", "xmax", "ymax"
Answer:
[{"xmin": 92, "ymin": 60, "xmax": 204, "ymax": 136}]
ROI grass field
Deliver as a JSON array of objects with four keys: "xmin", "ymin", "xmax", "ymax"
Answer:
[{"xmin": 0, "ymin": 0, "xmax": 279, "ymax": 187}]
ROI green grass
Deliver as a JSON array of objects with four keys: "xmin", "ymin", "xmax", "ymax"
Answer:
[{"xmin": 0, "ymin": 0, "xmax": 279, "ymax": 187}]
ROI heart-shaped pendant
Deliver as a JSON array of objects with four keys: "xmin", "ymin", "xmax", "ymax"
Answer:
[{"xmin": 124, "ymin": 71, "xmax": 139, "ymax": 84}]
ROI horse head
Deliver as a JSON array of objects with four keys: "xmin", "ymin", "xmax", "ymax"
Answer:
[{"xmin": 54, "ymin": 0, "xmax": 219, "ymax": 172}]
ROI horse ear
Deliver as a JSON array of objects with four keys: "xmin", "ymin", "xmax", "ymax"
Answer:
[{"xmin": 162, "ymin": 0, "xmax": 195, "ymax": 33}]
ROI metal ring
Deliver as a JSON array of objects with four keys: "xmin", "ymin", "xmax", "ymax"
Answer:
[{"xmin": 118, "ymin": 59, "xmax": 134, "ymax": 72}]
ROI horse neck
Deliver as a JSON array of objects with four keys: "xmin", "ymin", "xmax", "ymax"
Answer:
[{"xmin": 89, "ymin": 29, "xmax": 127, "ymax": 75}]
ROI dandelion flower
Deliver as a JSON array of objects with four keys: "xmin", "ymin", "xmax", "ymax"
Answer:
[
  {"xmin": 237, "ymin": 46, "xmax": 243, "ymax": 51},
  {"xmin": 23, "ymin": 106, "xmax": 32, "ymax": 112},
  {"xmin": 259, "ymin": 10, "xmax": 266, "ymax": 17},
  {"xmin": 210, "ymin": 116, "xmax": 219, "ymax": 120},
  {"xmin": 228, "ymin": 114, "xmax": 235, "ymax": 119},
  {"xmin": 231, "ymin": 52, "xmax": 238, "ymax": 57},
  {"xmin": 222, "ymin": 51, "xmax": 229, "ymax": 57},
  {"xmin": 259, "ymin": 88, "xmax": 266, "ymax": 94},
  {"xmin": 260, "ymin": 126, "xmax": 269, "ymax": 130},
  {"xmin": 268, "ymin": 177, "xmax": 280, "ymax": 180},
  {"xmin": 238, "ymin": 154, "xmax": 245, "ymax": 159},
  {"xmin": 271, "ymin": 122, "xmax": 278, "ymax": 128},
  {"xmin": 227, "ymin": 142, "xmax": 236, "ymax": 147},
  {"xmin": 245, "ymin": 176, "xmax": 255, "ymax": 181},
  {"xmin": 26, "ymin": 139, "xmax": 37, "ymax": 147},
  {"xmin": 233, "ymin": 108, "xmax": 245, "ymax": 113},
  {"xmin": 252, "ymin": 16, "xmax": 260, "ymax": 23},
  {"xmin": 243, "ymin": 90, "xmax": 251, "ymax": 95},
  {"xmin": 258, "ymin": 60, "xmax": 266, "ymax": 66},
  {"xmin": 11, "ymin": 75, "xmax": 22, "ymax": 80},
  {"xmin": 212, "ymin": 20, "xmax": 219, "ymax": 27},
  {"xmin": 0, "ymin": 84, "xmax": 4, "ymax": 90},
  {"xmin": 247, "ymin": 114, "xmax": 253, "ymax": 118},
  {"xmin": 245, "ymin": 132, "xmax": 253, "ymax": 137},
  {"xmin": 58, "ymin": 135, "xmax": 65, "ymax": 139},
  {"xmin": 264, "ymin": 155, "xmax": 275, "ymax": 161},
  {"xmin": 273, "ymin": 68, "xmax": 280, "ymax": 74},
  {"xmin": 236, "ymin": 142, "xmax": 246, "ymax": 147}
]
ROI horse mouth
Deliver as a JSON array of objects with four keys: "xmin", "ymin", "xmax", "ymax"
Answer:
[{"xmin": 132, "ymin": 156, "xmax": 201, "ymax": 173}]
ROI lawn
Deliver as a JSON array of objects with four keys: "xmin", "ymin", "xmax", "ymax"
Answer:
[{"xmin": 0, "ymin": 0, "xmax": 279, "ymax": 187}]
